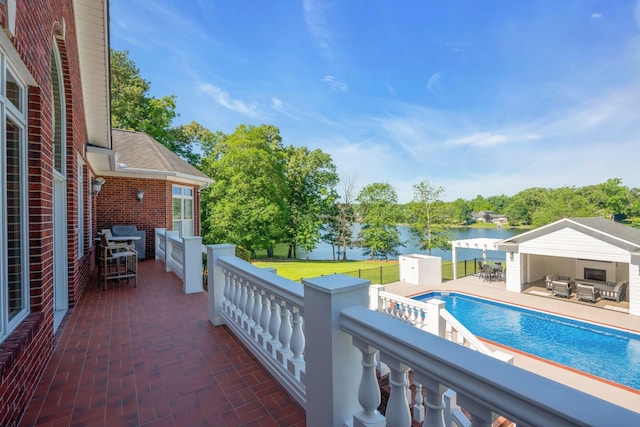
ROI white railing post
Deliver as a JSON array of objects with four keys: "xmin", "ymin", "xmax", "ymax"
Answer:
[
  {"xmin": 457, "ymin": 394, "xmax": 493, "ymax": 427},
  {"xmin": 154, "ymin": 228, "xmax": 166, "ymax": 260},
  {"xmin": 303, "ymin": 274, "xmax": 370, "ymax": 427},
  {"xmin": 414, "ymin": 375, "xmax": 447, "ymax": 427},
  {"xmin": 207, "ymin": 244, "xmax": 236, "ymax": 326},
  {"xmin": 369, "ymin": 284, "xmax": 385, "ymax": 310},
  {"xmin": 182, "ymin": 236, "xmax": 203, "ymax": 293},
  {"xmin": 426, "ymin": 299, "xmax": 446, "ymax": 337},
  {"xmin": 351, "ymin": 338, "xmax": 385, "ymax": 427},
  {"xmin": 383, "ymin": 359, "xmax": 411, "ymax": 427}
]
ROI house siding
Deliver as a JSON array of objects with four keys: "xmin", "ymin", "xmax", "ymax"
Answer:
[{"xmin": 0, "ymin": 1, "xmax": 95, "ymax": 425}]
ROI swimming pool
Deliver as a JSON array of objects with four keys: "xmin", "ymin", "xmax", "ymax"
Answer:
[{"xmin": 413, "ymin": 292, "xmax": 640, "ymax": 390}]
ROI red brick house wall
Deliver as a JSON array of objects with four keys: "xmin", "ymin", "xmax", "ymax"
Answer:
[
  {"xmin": 0, "ymin": 1, "xmax": 95, "ymax": 425},
  {"xmin": 96, "ymin": 177, "xmax": 202, "ymax": 258}
]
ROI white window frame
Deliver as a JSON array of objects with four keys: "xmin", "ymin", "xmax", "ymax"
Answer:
[
  {"xmin": 172, "ymin": 184, "xmax": 194, "ymax": 237},
  {"xmin": 0, "ymin": 54, "xmax": 29, "ymax": 341}
]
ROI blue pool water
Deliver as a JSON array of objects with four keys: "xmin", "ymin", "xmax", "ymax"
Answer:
[{"xmin": 414, "ymin": 292, "xmax": 640, "ymax": 390}]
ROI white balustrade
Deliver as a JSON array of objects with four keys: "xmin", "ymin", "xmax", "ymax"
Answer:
[
  {"xmin": 205, "ymin": 245, "xmax": 640, "ymax": 427},
  {"xmin": 154, "ymin": 228, "xmax": 203, "ymax": 293}
]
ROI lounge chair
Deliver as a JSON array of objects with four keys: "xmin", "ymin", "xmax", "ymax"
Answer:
[
  {"xmin": 576, "ymin": 284, "xmax": 599, "ymax": 303},
  {"xmin": 545, "ymin": 273, "xmax": 570, "ymax": 291},
  {"xmin": 600, "ymin": 281, "xmax": 627, "ymax": 303},
  {"xmin": 552, "ymin": 280, "xmax": 572, "ymax": 298}
]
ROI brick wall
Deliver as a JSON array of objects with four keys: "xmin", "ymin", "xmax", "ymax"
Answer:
[
  {"xmin": 1, "ymin": 1, "xmax": 94, "ymax": 425},
  {"xmin": 96, "ymin": 177, "xmax": 203, "ymax": 258}
]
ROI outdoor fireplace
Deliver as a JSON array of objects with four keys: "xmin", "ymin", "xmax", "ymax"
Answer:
[{"xmin": 584, "ymin": 268, "xmax": 606, "ymax": 282}]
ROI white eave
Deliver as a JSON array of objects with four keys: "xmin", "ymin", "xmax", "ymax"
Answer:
[
  {"xmin": 100, "ymin": 166, "xmax": 213, "ymax": 189},
  {"xmin": 74, "ymin": 0, "xmax": 111, "ymax": 150}
]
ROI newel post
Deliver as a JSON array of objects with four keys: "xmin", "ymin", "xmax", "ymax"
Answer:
[
  {"xmin": 207, "ymin": 244, "xmax": 236, "ymax": 326},
  {"xmin": 426, "ymin": 298, "xmax": 446, "ymax": 337},
  {"xmin": 182, "ymin": 236, "xmax": 203, "ymax": 294},
  {"xmin": 303, "ymin": 274, "xmax": 371, "ymax": 427}
]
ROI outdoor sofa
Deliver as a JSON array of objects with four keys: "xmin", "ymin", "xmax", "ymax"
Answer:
[
  {"xmin": 545, "ymin": 272, "xmax": 570, "ymax": 291},
  {"xmin": 552, "ymin": 280, "xmax": 573, "ymax": 298},
  {"xmin": 600, "ymin": 281, "xmax": 627, "ymax": 303}
]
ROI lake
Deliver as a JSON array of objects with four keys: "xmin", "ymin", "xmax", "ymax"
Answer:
[{"xmin": 298, "ymin": 225, "xmax": 525, "ymax": 261}]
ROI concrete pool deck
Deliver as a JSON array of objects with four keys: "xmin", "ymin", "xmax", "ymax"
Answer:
[{"xmin": 383, "ymin": 275, "xmax": 640, "ymax": 413}]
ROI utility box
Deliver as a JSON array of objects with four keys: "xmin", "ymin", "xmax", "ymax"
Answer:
[{"xmin": 399, "ymin": 254, "xmax": 442, "ymax": 285}]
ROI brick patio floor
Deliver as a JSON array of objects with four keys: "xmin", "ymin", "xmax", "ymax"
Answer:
[{"xmin": 19, "ymin": 260, "xmax": 306, "ymax": 427}]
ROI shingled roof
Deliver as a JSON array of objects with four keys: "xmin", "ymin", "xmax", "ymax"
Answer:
[{"xmin": 111, "ymin": 129, "xmax": 212, "ymax": 186}]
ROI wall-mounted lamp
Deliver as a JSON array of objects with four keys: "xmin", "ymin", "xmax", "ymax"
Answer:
[
  {"xmin": 136, "ymin": 189, "xmax": 144, "ymax": 202},
  {"xmin": 91, "ymin": 177, "xmax": 105, "ymax": 195},
  {"xmin": 509, "ymin": 252, "xmax": 514, "ymax": 262}
]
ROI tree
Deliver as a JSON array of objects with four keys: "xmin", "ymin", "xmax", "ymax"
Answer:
[
  {"xmin": 165, "ymin": 121, "xmax": 219, "ymax": 168},
  {"xmin": 356, "ymin": 183, "xmax": 404, "ymax": 260},
  {"xmin": 407, "ymin": 180, "xmax": 450, "ymax": 255},
  {"xmin": 200, "ymin": 124, "xmax": 289, "ymax": 256},
  {"xmin": 324, "ymin": 175, "xmax": 358, "ymax": 260},
  {"xmin": 504, "ymin": 187, "xmax": 549, "ymax": 226},
  {"xmin": 580, "ymin": 178, "xmax": 631, "ymax": 220},
  {"xmin": 449, "ymin": 198, "xmax": 472, "ymax": 225},
  {"xmin": 284, "ymin": 146, "xmax": 338, "ymax": 259},
  {"xmin": 110, "ymin": 49, "xmax": 177, "ymax": 142},
  {"xmin": 530, "ymin": 186, "xmax": 596, "ymax": 226}
]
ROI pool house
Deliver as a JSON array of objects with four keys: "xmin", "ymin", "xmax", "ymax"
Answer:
[{"xmin": 496, "ymin": 217, "xmax": 640, "ymax": 316}]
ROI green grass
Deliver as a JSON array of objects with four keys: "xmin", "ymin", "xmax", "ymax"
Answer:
[{"xmin": 252, "ymin": 259, "xmax": 399, "ymax": 283}]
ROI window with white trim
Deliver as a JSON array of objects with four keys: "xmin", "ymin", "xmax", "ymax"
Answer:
[
  {"xmin": 1, "ymin": 57, "xmax": 29, "ymax": 341},
  {"xmin": 172, "ymin": 185, "xmax": 194, "ymax": 237}
]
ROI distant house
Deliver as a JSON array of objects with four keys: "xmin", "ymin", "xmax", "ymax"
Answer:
[
  {"xmin": 471, "ymin": 210, "xmax": 508, "ymax": 224},
  {"xmin": 88, "ymin": 129, "xmax": 213, "ymax": 257},
  {"xmin": 498, "ymin": 217, "xmax": 640, "ymax": 316}
]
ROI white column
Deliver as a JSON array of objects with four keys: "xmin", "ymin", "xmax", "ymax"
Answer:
[
  {"xmin": 452, "ymin": 245, "xmax": 458, "ymax": 280},
  {"xmin": 426, "ymin": 299, "xmax": 446, "ymax": 337},
  {"xmin": 207, "ymin": 244, "xmax": 236, "ymax": 326},
  {"xmin": 303, "ymin": 274, "xmax": 370, "ymax": 427},
  {"xmin": 182, "ymin": 236, "xmax": 203, "ymax": 293}
]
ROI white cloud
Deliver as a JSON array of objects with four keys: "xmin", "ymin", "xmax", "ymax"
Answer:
[
  {"xmin": 426, "ymin": 72, "xmax": 444, "ymax": 99},
  {"xmin": 591, "ymin": 13, "xmax": 602, "ymax": 19},
  {"xmin": 303, "ymin": 0, "xmax": 333, "ymax": 57},
  {"xmin": 445, "ymin": 132, "xmax": 541, "ymax": 148},
  {"xmin": 199, "ymin": 83, "xmax": 259, "ymax": 117},
  {"xmin": 322, "ymin": 75, "xmax": 348, "ymax": 91}
]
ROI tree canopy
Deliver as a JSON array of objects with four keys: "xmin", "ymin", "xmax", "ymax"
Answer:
[{"xmin": 356, "ymin": 183, "xmax": 404, "ymax": 260}]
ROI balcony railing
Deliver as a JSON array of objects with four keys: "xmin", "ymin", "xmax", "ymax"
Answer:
[
  {"xmin": 205, "ymin": 244, "xmax": 640, "ymax": 426},
  {"xmin": 155, "ymin": 228, "xmax": 203, "ymax": 293}
]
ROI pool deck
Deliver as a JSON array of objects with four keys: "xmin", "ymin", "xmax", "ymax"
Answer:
[{"xmin": 384, "ymin": 275, "xmax": 640, "ymax": 413}]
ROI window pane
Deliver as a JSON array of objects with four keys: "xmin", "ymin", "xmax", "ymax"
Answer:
[
  {"xmin": 184, "ymin": 188, "xmax": 193, "ymax": 197},
  {"xmin": 172, "ymin": 198, "xmax": 182, "ymax": 220},
  {"xmin": 6, "ymin": 69, "xmax": 22, "ymax": 112},
  {"xmin": 172, "ymin": 186, "xmax": 181, "ymax": 195},
  {"xmin": 184, "ymin": 199, "xmax": 193, "ymax": 220},
  {"xmin": 172, "ymin": 221, "xmax": 181, "ymax": 234},
  {"xmin": 6, "ymin": 118, "xmax": 23, "ymax": 320}
]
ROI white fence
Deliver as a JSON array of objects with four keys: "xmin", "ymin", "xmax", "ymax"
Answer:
[
  {"xmin": 154, "ymin": 228, "xmax": 203, "ymax": 294},
  {"xmin": 206, "ymin": 244, "xmax": 640, "ymax": 427}
]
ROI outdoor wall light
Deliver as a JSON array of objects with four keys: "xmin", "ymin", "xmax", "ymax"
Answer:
[
  {"xmin": 137, "ymin": 189, "xmax": 144, "ymax": 202},
  {"xmin": 509, "ymin": 252, "xmax": 514, "ymax": 262},
  {"xmin": 91, "ymin": 177, "xmax": 105, "ymax": 195}
]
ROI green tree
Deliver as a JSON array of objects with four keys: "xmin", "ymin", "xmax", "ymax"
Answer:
[
  {"xmin": 448, "ymin": 198, "xmax": 472, "ymax": 225},
  {"xmin": 530, "ymin": 186, "xmax": 596, "ymax": 226},
  {"xmin": 580, "ymin": 178, "xmax": 631, "ymax": 220},
  {"xmin": 356, "ymin": 183, "xmax": 404, "ymax": 260},
  {"xmin": 110, "ymin": 49, "xmax": 177, "ymax": 142},
  {"xmin": 504, "ymin": 187, "xmax": 549, "ymax": 226},
  {"xmin": 284, "ymin": 146, "xmax": 338, "ymax": 259},
  {"xmin": 166, "ymin": 121, "xmax": 219, "ymax": 168},
  {"xmin": 200, "ymin": 124, "xmax": 288, "ymax": 256},
  {"xmin": 407, "ymin": 180, "xmax": 450, "ymax": 255}
]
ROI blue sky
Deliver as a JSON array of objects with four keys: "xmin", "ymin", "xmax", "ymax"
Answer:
[{"xmin": 110, "ymin": 0, "xmax": 640, "ymax": 203}]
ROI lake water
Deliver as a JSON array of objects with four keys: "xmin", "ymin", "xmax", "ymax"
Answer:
[{"xmin": 298, "ymin": 225, "xmax": 525, "ymax": 261}]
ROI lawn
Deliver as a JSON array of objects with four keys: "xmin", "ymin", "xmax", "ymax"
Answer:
[{"xmin": 251, "ymin": 259, "xmax": 399, "ymax": 283}]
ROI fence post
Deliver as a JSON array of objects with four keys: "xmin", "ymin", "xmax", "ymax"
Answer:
[
  {"xmin": 182, "ymin": 236, "xmax": 203, "ymax": 294},
  {"xmin": 207, "ymin": 244, "xmax": 236, "ymax": 326},
  {"xmin": 303, "ymin": 274, "xmax": 370, "ymax": 427},
  {"xmin": 379, "ymin": 266, "xmax": 382, "ymax": 285}
]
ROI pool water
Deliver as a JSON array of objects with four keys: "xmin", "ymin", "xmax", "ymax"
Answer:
[{"xmin": 414, "ymin": 292, "xmax": 640, "ymax": 390}]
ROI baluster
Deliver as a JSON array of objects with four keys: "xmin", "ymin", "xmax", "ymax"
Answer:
[
  {"xmin": 352, "ymin": 340, "xmax": 385, "ymax": 426},
  {"xmin": 289, "ymin": 308, "xmax": 305, "ymax": 376},
  {"xmin": 251, "ymin": 289, "xmax": 263, "ymax": 337},
  {"xmin": 244, "ymin": 285, "xmax": 255, "ymax": 330},
  {"xmin": 223, "ymin": 269, "xmax": 231, "ymax": 313},
  {"xmin": 413, "ymin": 374, "xmax": 447, "ymax": 427},
  {"xmin": 259, "ymin": 292, "xmax": 272, "ymax": 346},
  {"xmin": 268, "ymin": 297, "xmax": 281, "ymax": 355},
  {"xmin": 385, "ymin": 361, "xmax": 411, "ymax": 427},
  {"xmin": 277, "ymin": 303, "xmax": 293, "ymax": 365},
  {"xmin": 238, "ymin": 279, "xmax": 248, "ymax": 321},
  {"xmin": 413, "ymin": 383, "xmax": 425, "ymax": 424},
  {"xmin": 228, "ymin": 274, "xmax": 238, "ymax": 314}
]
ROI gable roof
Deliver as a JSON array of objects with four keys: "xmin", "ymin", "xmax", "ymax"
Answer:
[
  {"xmin": 109, "ymin": 129, "xmax": 212, "ymax": 187},
  {"xmin": 497, "ymin": 217, "xmax": 640, "ymax": 253}
]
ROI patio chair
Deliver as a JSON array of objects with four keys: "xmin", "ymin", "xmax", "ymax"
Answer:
[
  {"xmin": 98, "ymin": 234, "xmax": 138, "ymax": 291},
  {"xmin": 481, "ymin": 264, "xmax": 494, "ymax": 282},
  {"xmin": 552, "ymin": 280, "xmax": 572, "ymax": 298},
  {"xmin": 576, "ymin": 284, "xmax": 599, "ymax": 303}
]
